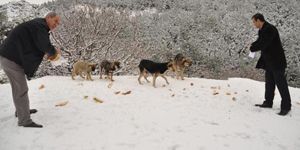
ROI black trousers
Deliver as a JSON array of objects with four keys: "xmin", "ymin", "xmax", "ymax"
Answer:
[{"xmin": 264, "ymin": 69, "xmax": 291, "ymax": 110}]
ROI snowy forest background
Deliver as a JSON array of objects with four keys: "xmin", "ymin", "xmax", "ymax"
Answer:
[{"xmin": 0, "ymin": 0, "xmax": 299, "ymax": 87}]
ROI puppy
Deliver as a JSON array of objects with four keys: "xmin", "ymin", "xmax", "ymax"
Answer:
[
  {"xmin": 174, "ymin": 53, "xmax": 192, "ymax": 80},
  {"xmin": 99, "ymin": 60, "xmax": 121, "ymax": 81},
  {"xmin": 138, "ymin": 59, "xmax": 175, "ymax": 88},
  {"xmin": 71, "ymin": 61, "xmax": 97, "ymax": 81}
]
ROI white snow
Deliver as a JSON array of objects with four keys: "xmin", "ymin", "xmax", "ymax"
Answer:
[
  {"xmin": 0, "ymin": 0, "xmax": 50, "ymax": 22},
  {"xmin": 129, "ymin": 8, "xmax": 158, "ymax": 20},
  {"xmin": 0, "ymin": 76, "xmax": 300, "ymax": 149},
  {"xmin": 0, "ymin": 0, "xmax": 54, "ymax": 5}
]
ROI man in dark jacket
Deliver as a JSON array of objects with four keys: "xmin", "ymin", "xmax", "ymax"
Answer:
[
  {"xmin": 250, "ymin": 13, "xmax": 291, "ymax": 116},
  {"xmin": 0, "ymin": 12, "xmax": 61, "ymax": 127}
]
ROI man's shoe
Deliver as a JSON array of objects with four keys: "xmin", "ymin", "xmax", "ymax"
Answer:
[
  {"xmin": 254, "ymin": 103, "xmax": 272, "ymax": 108},
  {"xmin": 15, "ymin": 109, "xmax": 38, "ymax": 117},
  {"xmin": 278, "ymin": 109, "xmax": 290, "ymax": 116},
  {"xmin": 22, "ymin": 122, "xmax": 43, "ymax": 128}
]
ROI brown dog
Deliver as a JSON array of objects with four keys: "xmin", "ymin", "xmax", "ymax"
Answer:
[
  {"xmin": 174, "ymin": 53, "xmax": 192, "ymax": 80},
  {"xmin": 71, "ymin": 61, "xmax": 97, "ymax": 81},
  {"xmin": 99, "ymin": 60, "xmax": 121, "ymax": 81}
]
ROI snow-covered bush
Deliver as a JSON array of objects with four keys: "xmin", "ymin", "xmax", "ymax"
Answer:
[{"xmin": 1, "ymin": 0, "xmax": 299, "ymax": 87}]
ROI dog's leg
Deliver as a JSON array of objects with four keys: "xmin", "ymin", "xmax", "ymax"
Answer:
[
  {"xmin": 85, "ymin": 73, "xmax": 89, "ymax": 80},
  {"xmin": 161, "ymin": 74, "xmax": 169, "ymax": 85},
  {"xmin": 110, "ymin": 72, "xmax": 114, "ymax": 81},
  {"xmin": 152, "ymin": 73, "xmax": 158, "ymax": 88},
  {"xmin": 176, "ymin": 69, "xmax": 180, "ymax": 80},
  {"xmin": 89, "ymin": 73, "xmax": 94, "ymax": 81},
  {"xmin": 104, "ymin": 71, "xmax": 109, "ymax": 79},
  {"xmin": 143, "ymin": 71, "xmax": 150, "ymax": 83},
  {"xmin": 86, "ymin": 72, "xmax": 92, "ymax": 81},
  {"xmin": 138, "ymin": 72, "xmax": 143, "ymax": 85},
  {"xmin": 80, "ymin": 72, "xmax": 85, "ymax": 79},
  {"xmin": 71, "ymin": 71, "xmax": 76, "ymax": 80},
  {"xmin": 180, "ymin": 69, "xmax": 185, "ymax": 80},
  {"xmin": 100, "ymin": 67, "xmax": 103, "ymax": 79}
]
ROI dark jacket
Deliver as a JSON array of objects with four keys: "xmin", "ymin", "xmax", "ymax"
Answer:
[
  {"xmin": 250, "ymin": 22, "xmax": 287, "ymax": 70},
  {"xmin": 0, "ymin": 18, "xmax": 56, "ymax": 79}
]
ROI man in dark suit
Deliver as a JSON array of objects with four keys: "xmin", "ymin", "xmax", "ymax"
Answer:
[
  {"xmin": 250, "ymin": 13, "xmax": 291, "ymax": 116},
  {"xmin": 0, "ymin": 12, "xmax": 61, "ymax": 127}
]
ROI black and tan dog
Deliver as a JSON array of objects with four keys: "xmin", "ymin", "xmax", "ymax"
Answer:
[
  {"xmin": 99, "ymin": 60, "xmax": 121, "ymax": 81},
  {"xmin": 71, "ymin": 61, "xmax": 97, "ymax": 81},
  {"xmin": 138, "ymin": 59, "xmax": 175, "ymax": 88},
  {"xmin": 174, "ymin": 53, "xmax": 192, "ymax": 80}
]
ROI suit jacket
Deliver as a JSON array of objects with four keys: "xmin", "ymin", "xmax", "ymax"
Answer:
[
  {"xmin": 0, "ymin": 18, "xmax": 56, "ymax": 79},
  {"xmin": 250, "ymin": 22, "xmax": 287, "ymax": 70}
]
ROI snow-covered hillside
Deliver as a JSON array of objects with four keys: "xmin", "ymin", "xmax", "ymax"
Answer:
[
  {"xmin": 0, "ymin": 0, "xmax": 54, "ymax": 5},
  {"xmin": 0, "ymin": 76, "xmax": 299, "ymax": 150},
  {"xmin": 0, "ymin": 0, "xmax": 49, "ymax": 22}
]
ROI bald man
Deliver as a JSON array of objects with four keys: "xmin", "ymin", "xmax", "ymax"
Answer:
[{"xmin": 0, "ymin": 12, "xmax": 61, "ymax": 128}]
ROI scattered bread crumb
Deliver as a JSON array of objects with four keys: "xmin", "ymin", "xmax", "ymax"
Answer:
[
  {"xmin": 39, "ymin": 84, "xmax": 45, "ymax": 90},
  {"xmin": 55, "ymin": 101, "xmax": 69, "ymax": 107},
  {"xmin": 232, "ymin": 97, "xmax": 237, "ymax": 101},
  {"xmin": 122, "ymin": 91, "xmax": 131, "ymax": 95},
  {"xmin": 93, "ymin": 97, "xmax": 104, "ymax": 103},
  {"xmin": 213, "ymin": 91, "xmax": 219, "ymax": 95}
]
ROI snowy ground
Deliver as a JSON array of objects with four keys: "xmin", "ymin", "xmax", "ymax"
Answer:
[{"xmin": 0, "ymin": 76, "xmax": 300, "ymax": 150}]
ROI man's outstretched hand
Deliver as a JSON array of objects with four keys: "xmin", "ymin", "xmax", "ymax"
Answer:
[{"xmin": 46, "ymin": 48, "xmax": 61, "ymax": 61}]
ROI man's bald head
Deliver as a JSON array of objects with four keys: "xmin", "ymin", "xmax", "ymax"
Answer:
[{"xmin": 45, "ymin": 12, "xmax": 60, "ymax": 31}]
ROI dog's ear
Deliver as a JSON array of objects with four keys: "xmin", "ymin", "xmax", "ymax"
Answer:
[
  {"xmin": 187, "ymin": 58, "xmax": 193, "ymax": 64},
  {"xmin": 89, "ymin": 64, "xmax": 97, "ymax": 71},
  {"xmin": 114, "ymin": 61, "xmax": 121, "ymax": 68},
  {"xmin": 175, "ymin": 53, "xmax": 184, "ymax": 60},
  {"xmin": 167, "ymin": 61, "xmax": 176, "ymax": 72},
  {"xmin": 184, "ymin": 58, "xmax": 193, "ymax": 66}
]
